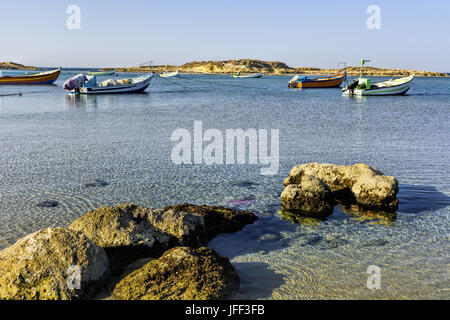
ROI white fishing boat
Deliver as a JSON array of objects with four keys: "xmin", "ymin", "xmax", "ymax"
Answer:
[
  {"xmin": 88, "ymin": 69, "xmax": 116, "ymax": 75},
  {"xmin": 233, "ymin": 72, "xmax": 264, "ymax": 78},
  {"xmin": 64, "ymin": 73, "xmax": 153, "ymax": 94},
  {"xmin": 159, "ymin": 70, "xmax": 179, "ymax": 78},
  {"xmin": 342, "ymin": 74, "xmax": 414, "ymax": 96},
  {"xmin": 342, "ymin": 59, "xmax": 414, "ymax": 96}
]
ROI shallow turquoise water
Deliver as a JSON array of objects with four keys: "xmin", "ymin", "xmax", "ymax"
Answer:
[{"xmin": 0, "ymin": 72, "xmax": 449, "ymax": 299}]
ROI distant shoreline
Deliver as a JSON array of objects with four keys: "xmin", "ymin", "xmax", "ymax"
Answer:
[
  {"xmin": 116, "ymin": 59, "xmax": 448, "ymax": 77},
  {"xmin": 1, "ymin": 60, "xmax": 448, "ymax": 77}
]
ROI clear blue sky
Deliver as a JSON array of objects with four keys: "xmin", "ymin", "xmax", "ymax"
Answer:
[{"xmin": 1, "ymin": 0, "xmax": 449, "ymax": 71}]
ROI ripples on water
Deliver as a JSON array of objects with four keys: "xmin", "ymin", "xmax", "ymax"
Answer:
[{"xmin": 0, "ymin": 73, "xmax": 449, "ymax": 299}]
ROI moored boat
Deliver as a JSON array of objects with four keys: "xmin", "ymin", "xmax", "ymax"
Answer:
[
  {"xmin": 159, "ymin": 70, "xmax": 179, "ymax": 78},
  {"xmin": 64, "ymin": 73, "xmax": 153, "ymax": 94},
  {"xmin": 233, "ymin": 72, "xmax": 264, "ymax": 78},
  {"xmin": 342, "ymin": 59, "xmax": 414, "ymax": 96},
  {"xmin": 288, "ymin": 73, "xmax": 346, "ymax": 88},
  {"xmin": 0, "ymin": 68, "xmax": 61, "ymax": 85},
  {"xmin": 88, "ymin": 69, "xmax": 116, "ymax": 75},
  {"xmin": 342, "ymin": 74, "xmax": 414, "ymax": 96}
]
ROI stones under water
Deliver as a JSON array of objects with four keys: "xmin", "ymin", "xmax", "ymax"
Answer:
[
  {"xmin": 36, "ymin": 200, "xmax": 59, "ymax": 208},
  {"xmin": 83, "ymin": 179, "xmax": 109, "ymax": 188}
]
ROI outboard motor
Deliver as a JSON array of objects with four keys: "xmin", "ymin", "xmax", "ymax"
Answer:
[
  {"xmin": 63, "ymin": 73, "xmax": 87, "ymax": 91},
  {"xmin": 343, "ymin": 79, "xmax": 359, "ymax": 95}
]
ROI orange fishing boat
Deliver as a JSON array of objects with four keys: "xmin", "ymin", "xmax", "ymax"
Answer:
[
  {"xmin": 288, "ymin": 72, "xmax": 346, "ymax": 88},
  {"xmin": 0, "ymin": 68, "xmax": 61, "ymax": 85}
]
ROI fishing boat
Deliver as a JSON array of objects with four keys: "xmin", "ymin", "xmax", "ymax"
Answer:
[
  {"xmin": 233, "ymin": 72, "xmax": 264, "ymax": 78},
  {"xmin": 342, "ymin": 59, "xmax": 414, "ymax": 96},
  {"xmin": 0, "ymin": 68, "xmax": 61, "ymax": 85},
  {"xmin": 64, "ymin": 73, "xmax": 153, "ymax": 94},
  {"xmin": 159, "ymin": 70, "xmax": 179, "ymax": 78},
  {"xmin": 288, "ymin": 73, "xmax": 346, "ymax": 88},
  {"xmin": 87, "ymin": 69, "xmax": 116, "ymax": 75},
  {"xmin": 342, "ymin": 74, "xmax": 414, "ymax": 96}
]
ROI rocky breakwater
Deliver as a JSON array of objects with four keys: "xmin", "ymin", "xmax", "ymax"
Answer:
[
  {"xmin": 0, "ymin": 204, "xmax": 257, "ymax": 300},
  {"xmin": 281, "ymin": 163, "xmax": 399, "ymax": 217}
]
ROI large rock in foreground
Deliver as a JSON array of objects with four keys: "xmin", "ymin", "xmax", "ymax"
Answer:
[
  {"xmin": 112, "ymin": 246, "xmax": 239, "ymax": 300},
  {"xmin": 283, "ymin": 163, "xmax": 399, "ymax": 212},
  {"xmin": 163, "ymin": 203, "xmax": 258, "ymax": 240},
  {"xmin": 69, "ymin": 204, "xmax": 208, "ymax": 273},
  {"xmin": 0, "ymin": 228, "xmax": 109, "ymax": 300}
]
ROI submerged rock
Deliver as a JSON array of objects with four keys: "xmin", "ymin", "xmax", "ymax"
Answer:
[
  {"xmin": 163, "ymin": 203, "xmax": 258, "ymax": 240},
  {"xmin": 0, "ymin": 227, "xmax": 109, "ymax": 300},
  {"xmin": 361, "ymin": 238, "xmax": 388, "ymax": 247},
  {"xmin": 257, "ymin": 233, "xmax": 280, "ymax": 243},
  {"xmin": 283, "ymin": 163, "xmax": 399, "ymax": 212},
  {"xmin": 226, "ymin": 197, "xmax": 255, "ymax": 207},
  {"xmin": 69, "ymin": 204, "xmax": 208, "ymax": 273},
  {"xmin": 36, "ymin": 200, "xmax": 59, "ymax": 208},
  {"xmin": 280, "ymin": 209, "xmax": 327, "ymax": 226},
  {"xmin": 84, "ymin": 179, "xmax": 109, "ymax": 188},
  {"xmin": 112, "ymin": 246, "xmax": 239, "ymax": 300}
]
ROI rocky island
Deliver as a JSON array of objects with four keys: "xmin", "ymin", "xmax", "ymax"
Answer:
[
  {"xmin": 0, "ymin": 61, "xmax": 37, "ymax": 70},
  {"xmin": 116, "ymin": 59, "xmax": 449, "ymax": 77}
]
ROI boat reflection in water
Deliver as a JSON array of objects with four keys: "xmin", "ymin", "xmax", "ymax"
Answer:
[{"xmin": 64, "ymin": 94, "xmax": 98, "ymax": 108}]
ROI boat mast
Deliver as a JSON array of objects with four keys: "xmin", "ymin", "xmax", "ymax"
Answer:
[
  {"xmin": 360, "ymin": 59, "xmax": 363, "ymax": 79},
  {"xmin": 360, "ymin": 59, "xmax": 370, "ymax": 79}
]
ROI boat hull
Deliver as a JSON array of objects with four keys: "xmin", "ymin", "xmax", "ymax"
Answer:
[
  {"xmin": 160, "ymin": 71, "xmax": 179, "ymax": 78},
  {"xmin": 289, "ymin": 73, "xmax": 346, "ymax": 88},
  {"xmin": 74, "ymin": 76, "xmax": 152, "ymax": 94},
  {"xmin": 88, "ymin": 70, "xmax": 116, "ymax": 75},
  {"xmin": 233, "ymin": 72, "xmax": 264, "ymax": 78},
  {"xmin": 0, "ymin": 68, "xmax": 61, "ymax": 85}
]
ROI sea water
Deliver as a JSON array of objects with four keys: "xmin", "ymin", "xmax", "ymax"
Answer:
[{"xmin": 0, "ymin": 71, "xmax": 449, "ymax": 299}]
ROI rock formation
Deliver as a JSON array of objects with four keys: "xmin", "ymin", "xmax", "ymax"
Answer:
[
  {"xmin": 282, "ymin": 163, "xmax": 399, "ymax": 215},
  {"xmin": 112, "ymin": 246, "xmax": 239, "ymax": 300},
  {"xmin": 163, "ymin": 203, "xmax": 258, "ymax": 240},
  {"xmin": 0, "ymin": 228, "xmax": 109, "ymax": 300},
  {"xmin": 280, "ymin": 175, "xmax": 334, "ymax": 216},
  {"xmin": 0, "ymin": 203, "xmax": 256, "ymax": 299},
  {"xmin": 69, "ymin": 204, "xmax": 208, "ymax": 273}
]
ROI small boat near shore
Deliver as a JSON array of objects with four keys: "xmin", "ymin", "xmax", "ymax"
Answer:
[
  {"xmin": 0, "ymin": 68, "xmax": 61, "ymax": 85},
  {"xmin": 288, "ymin": 73, "xmax": 346, "ymax": 88},
  {"xmin": 342, "ymin": 74, "xmax": 414, "ymax": 96},
  {"xmin": 233, "ymin": 72, "xmax": 264, "ymax": 78},
  {"xmin": 64, "ymin": 73, "xmax": 153, "ymax": 94},
  {"xmin": 88, "ymin": 69, "xmax": 116, "ymax": 75},
  {"xmin": 160, "ymin": 70, "xmax": 179, "ymax": 78}
]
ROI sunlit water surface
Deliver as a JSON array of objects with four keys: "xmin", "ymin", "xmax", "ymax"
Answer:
[{"xmin": 0, "ymin": 72, "xmax": 449, "ymax": 299}]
